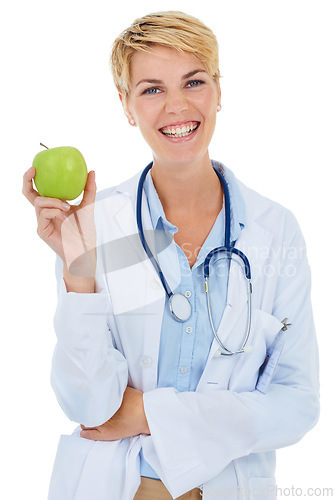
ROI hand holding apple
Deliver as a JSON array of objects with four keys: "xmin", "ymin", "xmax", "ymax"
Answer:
[{"xmin": 23, "ymin": 152, "xmax": 97, "ymax": 293}]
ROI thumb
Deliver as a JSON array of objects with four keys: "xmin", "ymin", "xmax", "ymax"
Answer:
[{"xmin": 80, "ymin": 170, "xmax": 96, "ymax": 207}]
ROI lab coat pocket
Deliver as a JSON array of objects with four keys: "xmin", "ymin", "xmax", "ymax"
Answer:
[
  {"xmin": 48, "ymin": 429, "xmax": 95, "ymax": 500},
  {"xmin": 248, "ymin": 477, "xmax": 277, "ymax": 499},
  {"xmin": 48, "ymin": 427, "xmax": 140, "ymax": 500},
  {"xmin": 227, "ymin": 309, "xmax": 283, "ymax": 393}
]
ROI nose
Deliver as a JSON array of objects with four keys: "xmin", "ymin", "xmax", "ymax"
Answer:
[{"xmin": 164, "ymin": 89, "xmax": 188, "ymax": 114}]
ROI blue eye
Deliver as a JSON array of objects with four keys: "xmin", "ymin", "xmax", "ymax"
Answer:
[
  {"xmin": 142, "ymin": 87, "xmax": 160, "ymax": 95},
  {"xmin": 187, "ymin": 79, "xmax": 205, "ymax": 88}
]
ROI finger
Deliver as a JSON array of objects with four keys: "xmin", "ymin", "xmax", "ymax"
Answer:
[
  {"xmin": 34, "ymin": 196, "xmax": 71, "ymax": 216},
  {"xmin": 38, "ymin": 207, "xmax": 68, "ymax": 224},
  {"xmin": 36, "ymin": 209, "xmax": 67, "ymax": 240},
  {"xmin": 80, "ymin": 424, "xmax": 97, "ymax": 430},
  {"xmin": 22, "ymin": 167, "xmax": 39, "ymax": 206},
  {"xmin": 80, "ymin": 170, "xmax": 96, "ymax": 208},
  {"xmin": 80, "ymin": 428, "xmax": 101, "ymax": 440}
]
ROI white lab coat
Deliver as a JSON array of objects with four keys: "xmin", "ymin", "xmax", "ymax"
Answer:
[{"xmin": 48, "ymin": 164, "xmax": 320, "ymax": 500}]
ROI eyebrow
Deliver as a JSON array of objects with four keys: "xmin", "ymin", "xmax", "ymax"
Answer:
[{"xmin": 135, "ymin": 69, "xmax": 207, "ymax": 88}]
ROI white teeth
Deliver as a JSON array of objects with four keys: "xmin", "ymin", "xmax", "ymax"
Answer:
[{"xmin": 161, "ymin": 122, "xmax": 199, "ymax": 138}]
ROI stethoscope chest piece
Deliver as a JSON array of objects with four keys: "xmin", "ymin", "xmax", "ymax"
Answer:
[{"xmin": 169, "ymin": 293, "xmax": 192, "ymax": 322}]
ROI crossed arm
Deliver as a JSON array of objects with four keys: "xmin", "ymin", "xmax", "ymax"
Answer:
[{"xmin": 80, "ymin": 386, "xmax": 150, "ymax": 441}]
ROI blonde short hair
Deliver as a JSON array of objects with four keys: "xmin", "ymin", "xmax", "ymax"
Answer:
[{"xmin": 110, "ymin": 11, "xmax": 220, "ymax": 95}]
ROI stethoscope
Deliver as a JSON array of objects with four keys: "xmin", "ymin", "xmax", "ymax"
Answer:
[{"xmin": 136, "ymin": 162, "xmax": 253, "ymax": 356}]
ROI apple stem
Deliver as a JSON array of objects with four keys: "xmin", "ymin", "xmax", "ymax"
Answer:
[{"xmin": 40, "ymin": 142, "xmax": 49, "ymax": 149}]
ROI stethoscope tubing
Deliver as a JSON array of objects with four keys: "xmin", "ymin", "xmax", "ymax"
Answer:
[
  {"xmin": 136, "ymin": 162, "xmax": 253, "ymax": 354},
  {"xmin": 136, "ymin": 162, "xmax": 174, "ymax": 299}
]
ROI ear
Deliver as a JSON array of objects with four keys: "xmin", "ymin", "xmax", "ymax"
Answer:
[
  {"xmin": 119, "ymin": 92, "xmax": 125, "ymax": 105},
  {"xmin": 119, "ymin": 93, "xmax": 136, "ymax": 126},
  {"xmin": 119, "ymin": 92, "xmax": 128, "ymax": 116}
]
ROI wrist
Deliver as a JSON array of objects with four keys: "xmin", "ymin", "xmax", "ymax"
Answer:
[{"xmin": 63, "ymin": 265, "xmax": 95, "ymax": 293}]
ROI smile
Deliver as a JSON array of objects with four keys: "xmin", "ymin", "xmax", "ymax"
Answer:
[{"xmin": 159, "ymin": 121, "xmax": 200, "ymax": 138}]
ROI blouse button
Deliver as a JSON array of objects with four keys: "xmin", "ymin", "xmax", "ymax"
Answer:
[{"xmin": 140, "ymin": 356, "xmax": 152, "ymax": 368}]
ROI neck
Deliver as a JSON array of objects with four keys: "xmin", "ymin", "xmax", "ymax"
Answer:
[{"xmin": 150, "ymin": 155, "xmax": 223, "ymax": 214}]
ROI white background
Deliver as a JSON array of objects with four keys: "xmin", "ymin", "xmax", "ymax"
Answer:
[{"xmin": 1, "ymin": 0, "xmax": 333, "ymax": 497}]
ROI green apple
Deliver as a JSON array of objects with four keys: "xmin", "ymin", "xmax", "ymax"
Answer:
[{"xmin": 33, "ymin": 145, "xmax": 88, "ymax": 200}]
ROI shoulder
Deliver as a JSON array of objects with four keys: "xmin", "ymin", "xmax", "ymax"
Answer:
[
  {"xmin": 95, "ymin": 169, "xmax": 141, "ymax": 202},
  {"xmin": 234, "ymin": 175, "xmax": 307, "ymax": 260},
  {"xmin": 94, "ymin": 170, "xmax": 141, "ymax": 214},
  {"xmin": 217, "ymin": 161, "xmax": 301, "ymax": 241},
  {"xmin": 237, "ymin": 177, "xmax": 287, "ymax": 218}
]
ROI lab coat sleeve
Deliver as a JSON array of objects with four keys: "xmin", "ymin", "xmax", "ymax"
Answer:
[
  {"xmin": 50, "ymin": 255, "xmax": 128, "ymax": 427},
  {"xmin": 142, "ymin": 211, "xmax": 320, "ymax": 496}
]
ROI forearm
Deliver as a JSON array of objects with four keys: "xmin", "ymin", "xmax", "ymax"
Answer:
[
  {"xmin": 52, "ymin": 257, "xmax": 129, "ymax": 426},
  {"xmin": 140, "ymin": 379, "xmax": 319, "ymax": 497},
  {"xmin": 51, "ymin": 341, "xmax": 128, "ymax": 427}
]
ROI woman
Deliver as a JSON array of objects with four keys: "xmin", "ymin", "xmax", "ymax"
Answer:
[{"xmin": 22, "ymin": 11, "xmax": 319, "ymax": 500}]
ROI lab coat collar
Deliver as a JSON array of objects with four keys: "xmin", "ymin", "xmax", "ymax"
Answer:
[
  {"xmin": 143, "ymin": 170, "xmax": 176, "ymax": 232},
  {"xmin": 211, "ymin": 160, "xmax": 246, "ymax": 232}
]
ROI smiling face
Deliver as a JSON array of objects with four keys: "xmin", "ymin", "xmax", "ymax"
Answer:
[{"xmin": 121, "ymin": 45, "xmax": 221, "ymax": 170}]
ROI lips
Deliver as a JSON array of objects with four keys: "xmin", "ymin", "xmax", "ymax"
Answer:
[{"xmin": 159, "ymin": 121, "xmax": 200, "ymax": 138}]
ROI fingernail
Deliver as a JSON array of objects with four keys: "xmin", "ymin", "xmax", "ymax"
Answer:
[{"xmin": 62, "ymin": 202, "xmax": 70, "ymax": 210}]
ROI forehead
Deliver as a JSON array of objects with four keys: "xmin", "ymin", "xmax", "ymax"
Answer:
[{"xmin": 129, "ymin": 45, "xmax": 207, "ymax": 83}]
